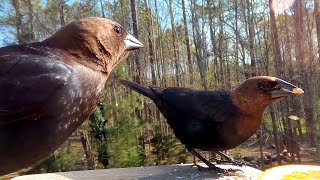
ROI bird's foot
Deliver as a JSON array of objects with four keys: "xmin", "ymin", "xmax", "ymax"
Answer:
[
  {"xmin": 190, "ymin": 163, "xmax": 243, "ymax": 174},
  {"xmin": 229, "ymin": 160, "xmax": 246, "ymax": 167},
  {"xmin": 210, "ymin": 158, "xmax": 246, "ymax": 167}
]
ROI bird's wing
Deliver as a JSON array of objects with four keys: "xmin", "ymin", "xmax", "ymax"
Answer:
[
  {"xmin": 0, "ymin": 54, "xmax": 72, "ymax": 126},
  {"xmin": 152, "ymin": 87, "xmax": 239, "ymax": 122}
]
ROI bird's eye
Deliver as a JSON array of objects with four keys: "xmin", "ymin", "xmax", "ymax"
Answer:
[
  {"xmin": 113, "ymin": 26, "xmax": 121, "ymax": 35},
  {"xmin": 258, "ymin": 81, "xmax": 278, "ymax": 92}
]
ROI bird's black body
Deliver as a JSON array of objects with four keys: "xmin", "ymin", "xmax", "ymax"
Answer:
[
  {"xmin": 119, "ymin": 78, "xmax": 304, "ymax": 172},
  {"xmin": 120, "ymin": 80, "xmax": 240, "ymax": 150}
]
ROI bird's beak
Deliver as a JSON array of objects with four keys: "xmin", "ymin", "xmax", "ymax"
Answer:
[
  {"xmin": 271, "ymin": 78, "xmax": 304, "ymax": 98},
  {"xmin": 124, "ymin": 34, "xmax": 144, "ymax": 50}
]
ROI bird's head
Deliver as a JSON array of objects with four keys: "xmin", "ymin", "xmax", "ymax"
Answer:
[
  {"xmin": 44, "ymin": 17, "xmax": 143, "ymax": 73},
  {"xmin": 232, "ymin": 76, "xmax": 304, "ymax": 110}
]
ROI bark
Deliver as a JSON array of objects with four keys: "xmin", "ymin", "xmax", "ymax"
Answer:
[
  {"xmin": 27, "ymin": 0, "xmax": 34, "ymax": 42},
  {"xmin": 241, "ymin": 1, "xmax": 250, "ymax": 79},
  {"xmin": 218, "ymin": 9, "xmax": 227, "ymax": 90},
  {"xmin": 168, "ymin": 0, "xmax": 180, "ymax": 86},
  {"xmin": 130, "ymin": 0, "xmax": 143, "ymax": 83},
  {"xmin": 246, "ymin": 0, "xmax": 256, "ymax": 77},
  {"xmin": 182, "ymin": 0, "xmax": 193, "ymax": 85},
  {"xmin": 154, "ymin": 0, "xmax": 162, "ymax": 87},
  {"xmin": 11, "ymin": 0, "xmax": 25, "ymax": 44},
  {"xmin": 100, "ymin": 0, "xmax": 106, "ymax": 18},
  {"xmin": 59, "ymin": 0, "xmax": 65, "ymax": 26},
  {"xmin": 314, "ymin": 0, "xmax": 320, "ymax": 62},
  {"xmin": 269, "ymin": 0, "xmax": 283, "ymax": 77},
  {"xmin": 293, "ymin": 0, "xmax": 316, "ymax": 147},
  {"xmin": 191, "ymin": 0, "xmax": 208, "ymax": 90},
  {"xmin": 305, "ymin": 2, "xmax": 319, "ymax": 153},
  {"xmin": 259, "ymin": 122, "xmax": 264, "ymax": 169},
  {"xmin": 234, "ymin": 0, "xmax": 240, "ymax": 83},
  {"xmin": 262, "ymin": 21, "xmax": 270, "ymax": 75},
  {"xmin": 145, "ymin": 6, "xmax": 157, "ymax": 84},
  {"xmin": 270, "ymin": 105, "xmax": 282, "ymax": 164},
  {"xmin": 80, "ymin": 130, "xmax": 95, "ymax": 169},
  {"xmin": 110, "ymin": 82, "xmax": 118, "ymax": 121},
  {"xmin": 207, "ymin": 0, "xmax": 219, "ymax": 88}
]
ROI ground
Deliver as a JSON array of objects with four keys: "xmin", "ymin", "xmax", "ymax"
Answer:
[{"xmin": 2, "ymin": 136, "xmax": 319, "ymax": 179}]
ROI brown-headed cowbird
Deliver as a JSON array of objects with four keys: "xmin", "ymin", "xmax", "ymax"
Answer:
[
  {"xmin": 0, "ymin": 17, "xmax": 143, "ymax": 175},
  {"xmin": 119, "ymin": 76, "xmax": 303, "ymax": 172}
]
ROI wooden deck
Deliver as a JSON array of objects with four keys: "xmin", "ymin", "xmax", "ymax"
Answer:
[{"xmin": 12, "ymin": 164, "xmax": 262, "ymax": 180}]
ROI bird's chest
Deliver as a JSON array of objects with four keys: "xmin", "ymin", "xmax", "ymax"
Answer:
[
  {"xmin": 221, "ymin": 113, "xmax": 264, "ymax": 148},
  {"xmin": 236, "ymin": 113, "xmax": 263, "ymax": 137},
  {"xmin": 47, "ymin": 67, "xmax": 107, "ymax": 140},
  {"xmin": 55, "ymin": 84, "xmax": 102, "ymax": 131}
]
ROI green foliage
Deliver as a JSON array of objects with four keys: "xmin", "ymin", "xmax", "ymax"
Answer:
[
  {"xmin": 97, "ymin": 142, "xmax": 109, "ymax": 167},
  {"xmin": 107, "ymin": 93, "xmax": 146, "ymax": 167},
  {"xmin": 176, "ymin": 148, "xmax": 188, "ymax": 164},
  {"xmin": 150, "ymin": 130, "xmax": 178, "ymax": 165},
  {"xmin": 88, "ymin": 64, "xmax": 148, "ymax": 168},
  {"xmin": 29, "ymin": 146, "xmax": 82, "ymax": 174},
  {"xmin": 89, "ymin": 103, "xmax": 109, "ymax": 167}
]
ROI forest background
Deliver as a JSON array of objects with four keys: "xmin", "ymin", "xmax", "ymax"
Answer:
[{"xmin": 1, "ymin": 0, "xmax": 320, "ymax": 177}]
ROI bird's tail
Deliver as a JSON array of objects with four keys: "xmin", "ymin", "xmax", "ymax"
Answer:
[{"xmin": 118, "ymin": 79, "xmax": 158, "ymax": 101}]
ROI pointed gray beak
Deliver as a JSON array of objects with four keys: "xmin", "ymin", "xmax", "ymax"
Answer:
[
  {"xmin": 271, "ymin": 78, "xmax": 304, "ymax": 98},
  {"xmin": 124, "ymin": 34, "xmax": 144, "ymax": 50}
]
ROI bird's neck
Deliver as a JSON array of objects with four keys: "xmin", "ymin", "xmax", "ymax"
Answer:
[
  {"xmin": 230, "ymin": 91, "xmax": 267, "ymax": 142},
  {"xmin": 42, "ymin": 37, "xmax": 115, "ymax": 74},
  {"xmin": 230, "ymin": 91, "xmax": 269, "ymax": 115}
]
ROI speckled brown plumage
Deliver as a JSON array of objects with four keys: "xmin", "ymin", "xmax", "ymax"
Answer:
[{"xmin": 0, "ymin": 17, "xmax": 143, "ymax": 175}]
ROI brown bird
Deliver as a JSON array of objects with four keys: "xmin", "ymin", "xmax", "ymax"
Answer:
[
  {"xmin": 0, "ymin": 17, "xmax": 143, "ymax": 175},
  {"xmin": 119, "ymin": 76, "xmax": 304, "ymax": 172}
]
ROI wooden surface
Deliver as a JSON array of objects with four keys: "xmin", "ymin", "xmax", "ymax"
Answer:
[
  {"xmin": 13, "ymin": 164, "xmax": 262, "ymax": 180},
  {"xmin": 12, "ymin": 163, "xmax": 263, "ymax": 180}
]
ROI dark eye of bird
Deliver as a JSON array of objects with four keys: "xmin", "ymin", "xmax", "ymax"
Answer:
[
  {"xmin": 258, "ymin": 82, "xmax": 271, "ymax": 92},
  {"xmin": 113, "ymin": 26, "xmax": 121, "ymax": 35},
  {"xmin": 258, "ymin": 81, "xmax": 278, "ymax": 92}
]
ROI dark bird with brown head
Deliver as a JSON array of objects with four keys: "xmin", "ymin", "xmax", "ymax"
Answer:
[
  {"xmin": 119, "ymin": 76, "xmax": 304, "ymax": 172},
  {"xmin": 0, "ymin": 17, "xmax": 143, "ymax": 175}
]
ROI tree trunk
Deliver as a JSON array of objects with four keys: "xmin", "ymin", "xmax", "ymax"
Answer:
[
  {"xmin": 27, "ymin": 0, "xmax": 34, "ymax": 42},
  {"xmin": 145, "ymin": 4, "xmax": 157, "ymax": 85},
  {"xmin": 259, "ymin": 122, "xmax": 264, "ymax": 169},
  {"xmin": 191, "ymin": 0, "xmax": 208, "ymax": 90},
  {"xmin": 234, "ymin": 0, "xmax": 240, "ymax": 83},
  {"xmin": 80, "ymin": 130, "xmax": 95, "ymax": 169},
  {"xmin": 11, "ymin": 0, "xmax": 25, "ymax": 44},
  {"xmin": 168, "ymin": 0, "xmax": 180, "ymax": 86},
  {"xmin": 100, "ymin": 0, "xmax": 106, "ymax": 18},
  {"xmin": 269, "ymin": 0, "xmax": 283, "ymax": 77},
  {"xmin": 314, "ymin": 0, "xmax": 320, "ymax": 62},
  {"xmin": 59, "ymin": 0, "xmax": 65, "ymax": 26},
  {"xmin": 246, "ymin": 0, "xmax": 256, "ymax": 77},
  {"xmin": 293, "ymin": 0, "xmax": 317, "ymax": 147},
  {"xmin": 182, "ymin": 0, "xmax": 193, "ymax": 85},
  {"xmin": 130, "ymin": 0, "xmax": 143, "ymax": 83},
  {"xmin": 270, "ymin": 105, "xmax": 282, "ymax": 165},
  {"xmin": 207, "ymin": 0, "xmax": 220, "ymax": 88}
]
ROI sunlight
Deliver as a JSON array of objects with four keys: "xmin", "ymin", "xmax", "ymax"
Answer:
[{"xmin": 271, "ymin": 0, "xmax": 296, "ymax": 13}]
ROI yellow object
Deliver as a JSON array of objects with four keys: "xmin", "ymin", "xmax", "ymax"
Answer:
[
  {"xmin": 259, "ymin": 165, "xmax": 320, "ymax": 180},
  {"xmin": 292, "ymin": 88, "xmax": 304, "ymax": 94}
]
